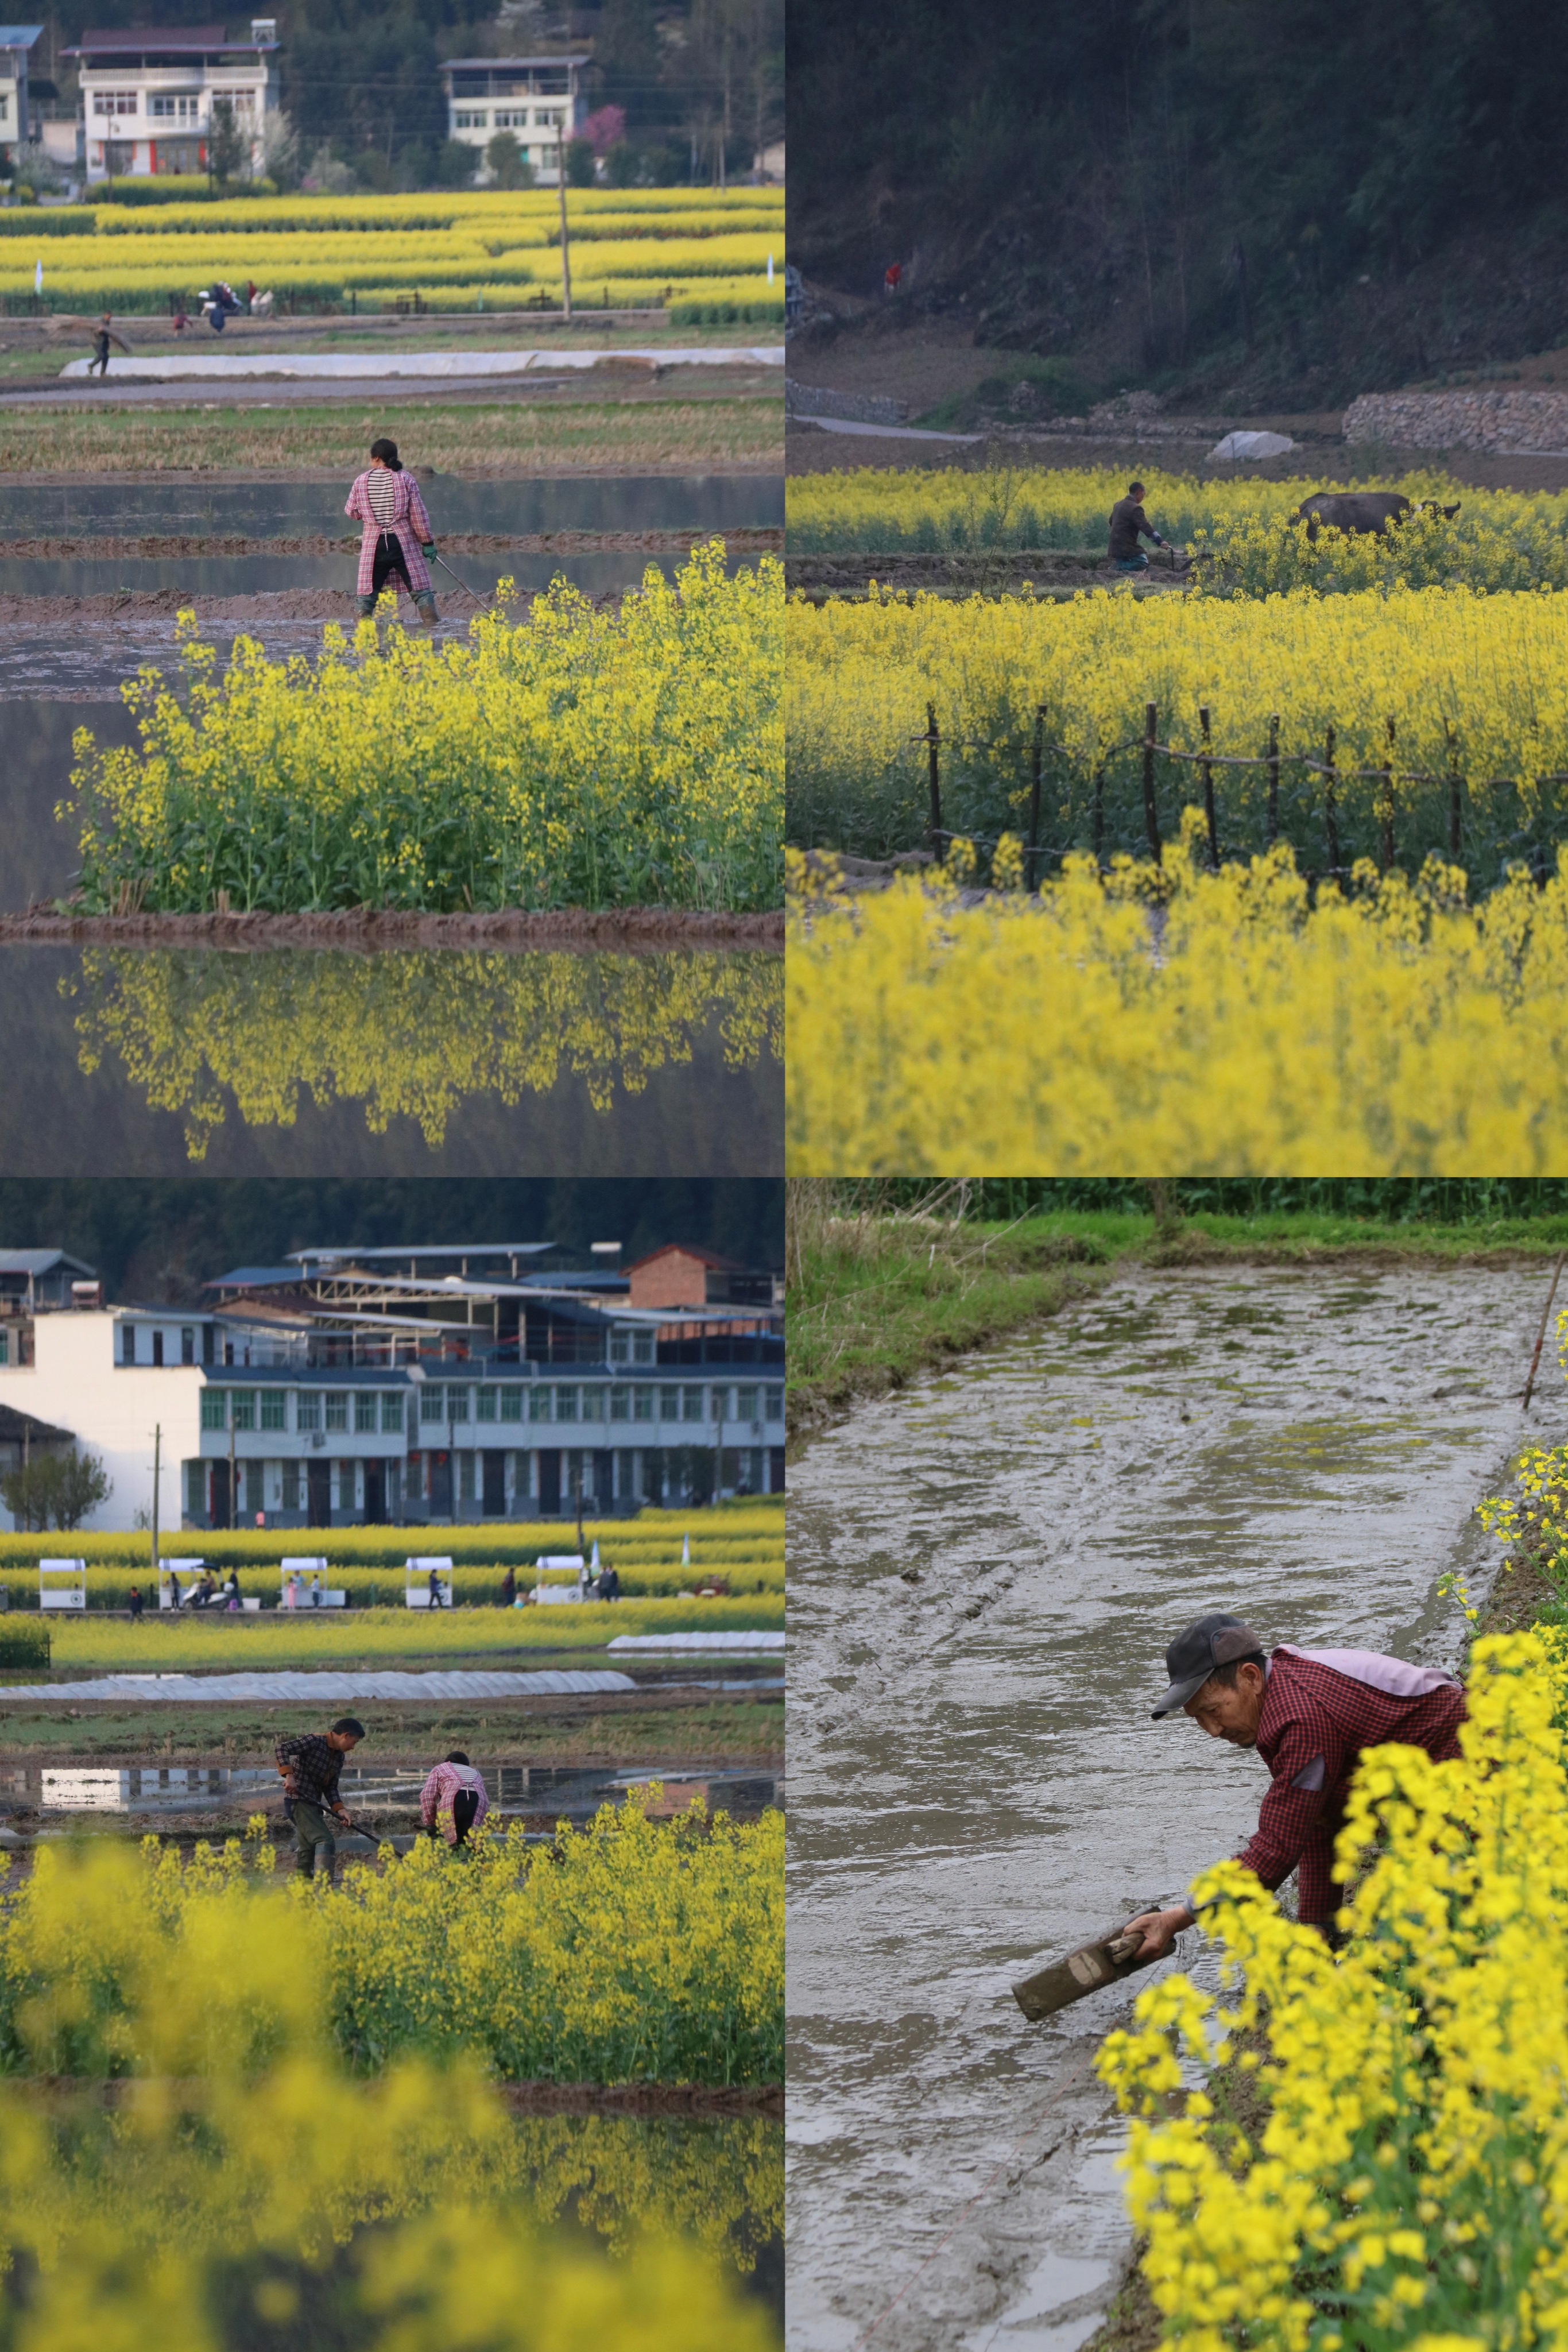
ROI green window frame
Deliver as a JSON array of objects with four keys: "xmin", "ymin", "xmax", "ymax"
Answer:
[
  {"xmin": 529, "ymin": 1387, "xmax": 552, "ymax": 1423},
  {"xmin": 421, "ymin": 1386, "xmax": 443, "ymax": 1424},
  {"xmin": 381, "ymin": 1393, "xmax": 404, "ymax": 1433},
  {"xmin": 261, "ymin": 1391, "xmax": 287, "ymax": 1432},
  {"xmin": 682, "ymin": 1386, "xmax": 704, "ymax": 1423},
  {"xmin": 610, "ymin": 1385, "xmax": 630, "ymax": 1422},
  {"xmin": 231, "ymin": 1391, "xmax": 256, "ymax": 1432},
  {"xmin": 500, "ymin": 1387, "xmax": 523, "ymax": 1423},
  {"xmin": 477, "ymin": 1385, "xmax": 497, "ymax": 1423},
  {"xmin": 200, "ymin": 1389, "xmax": 225, "ymax": 1431},
  {"xmin": 633, "ymin": 1386, "xmax": 654, "ymax": 1423},
  {"xmin": 354, "ymin": 1392, "xmax": 377, "ymax": 1434},
  {"xmin": 555, "ymin": 1386, "xmax": 579, "ymax": 1423},
  {"xmin": 296, "ymin": 1391, "xmax": 321, "ymax": 1432},
  {"xmin": 325, "ymin": 1392, "xmax": 348, "ymax": 1432}
]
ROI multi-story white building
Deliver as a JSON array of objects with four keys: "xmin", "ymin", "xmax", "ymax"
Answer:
[
  {"xmin": 0, "ymin": 24, "xmax": 39, "ymax": 172},
  {"xmin": 438, "ymin": 53, "xmax": 588, "ymax": 183},
  {"xmin": 0, "ymin": 1240, "xmax": 784, "ymax": 1534},
  {"xmin": 63, "ymin": 20, "xmax": 280, "ymax": 181}
]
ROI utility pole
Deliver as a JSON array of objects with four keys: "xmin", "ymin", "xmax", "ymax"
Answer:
[
  {"xmin": 151, "ymin": 1423, "xmax": 161, "ymax": 1577},
  {"xmin": 227, "ymin": 1399, "xmax": 235, "ymax": 1531},
  {"xmin": 556, "ymin": 123, "xmax": 572, "ymax": 318}
]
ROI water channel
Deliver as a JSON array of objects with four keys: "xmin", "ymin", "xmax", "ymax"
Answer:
[
  {"xmin": 0, "ymin": 475, "xmax": 783, "ymax": 539},
  {"xmin": 785, "ymin": 1264, "xmax": 1552, "ymax": 2352}
]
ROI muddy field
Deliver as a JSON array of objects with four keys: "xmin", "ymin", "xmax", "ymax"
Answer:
[
  {"xmin": 786, "ymin": 548, "xmax": 1193, "ymax": 599},
  {"xmin": 0, "ymin": 907, "xmax": 785, "ymax": 948},
  {"xmin": 786, "ymin": 1264, "xmax": 1543, "ymax": 2352}
]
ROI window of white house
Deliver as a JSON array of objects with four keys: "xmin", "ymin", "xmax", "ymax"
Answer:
[
  {"xmin": 0, "ymin": 98, "xmax": 9, "ymax": 122},
  {"xmin": 633, "ymin": 1333, "xmax": 654, "ymax": 1364},
  {"xmin": 181, "ymin": 1328, "xmax": 195, "ymax": 1364},
  {"xmin": 683, "ymin": 1386, "xmax": 705, "ymax": 1423},
  {"xmin": 529, "ymin": 1387, "xmax": 552, "ymax": 1422},
  {"xmin": 454, "ymin": 109, "xmax": 486, "ymax": 127},
  {"xmin": 200, "ymin": 1390, "xmax": 226, "ymax": 1430},
  {"xmin": 500, "ymin": 1387, "xmax": 523, "ymax": 1423},
  {"xmin": 296, "ymin": 1391, "xmax": 321, "ymax": 1432},
  {"xmin": 381, "ymin": 1392, "xmax": 403, "ymax": 1433},
  {"xmin": 0, "ymin": 1333, "xmax": 7, "ymax": 1366},
  {"xmin": 533, "ymin": 107, "xmax": 562, "ymax": 126},
  {"xmin": 121, "ymin": 1324, "xmax": 137, "ymax": 1364},
  {"xmin": 609, "ymin": 1333, "xmax": 630, "ymax": 1364},
  {"xmin": 737, "ymin": 1386, "xmax": 758, "ymax": 1422},
  {"xmin": 711, "ymin": 1386, "xmax": 732, "ymax": 1421},
  {"xmin": 555, "ymin": 1386, "xmax": 579, "ymax": 1423},
  {"xmin": 149, "ymin": 94, "xmax": 202, "ymax": 119},
  {"xmin": 477, "ymin": 1386, "xmax": 497, "ymax": 1422},
  {"xmin": 449, "ymin": 1386, "xmax": 470, "ymax": 1424},
  {"xmin": 634, "ymin": 1386, "xmax": 655, "ymax": 1422},
  {"xmin": 493, "ymin": 109, "xmax": 526, "ymax": 127},
  {"xmin": 580, "ymin": 1387, "xmax": 603, "ymax": 1421},
  {"xmin": 660, "ymin": 1388, "xmax": 680, "ymax": 1422},
  {"xmin": 325, "ymin": 1392, "xmax": 348, "ymax": 1432},
  {"xmin": 354, "ymin": 1392, "xmax": 377, "ymax": 1434},
  {"xmin": 421, "ymin": 1386, "xmax": 443, "ymax": 1423},
  {"xmin": 261, "ymin": 1391, "xmax": 287, "ymax": 1432},
  {"xmin": 765, "ymin": 1387, "xmax": 783, "ymax": 1421},
  {"xmin": 185, "ymin": 1460, "xmax": 204, "ymax": 1517},
  {"xmin": 231, "ymin": 1391, "xmax": 256, "ymax": 1432},
  {"xmin": 610, "ymin": 1385, "xmax": 630, "ymax": 1422},
  {"xmin": 93, "ymin": 91, "xmax": 139, "ymax": 115}
]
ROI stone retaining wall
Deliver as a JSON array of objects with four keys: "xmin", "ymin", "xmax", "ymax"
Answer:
[
  {"xmin": 785, "ymin": 378, "xmax": 909, "ymax": 425},
  {"xmin": 1344, "ymin": 386, "xmax": 1568, "ymax": 452}
]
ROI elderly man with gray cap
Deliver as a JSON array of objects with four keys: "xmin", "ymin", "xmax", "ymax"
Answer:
[{"xmin": 1120, "ymin": 1612, "xmax": 1467, "ymax": 1959}]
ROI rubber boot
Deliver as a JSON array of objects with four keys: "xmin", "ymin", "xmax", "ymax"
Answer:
[{"xmin": 416, "ymin": 593, "xmax": 439, "ymax": 628}]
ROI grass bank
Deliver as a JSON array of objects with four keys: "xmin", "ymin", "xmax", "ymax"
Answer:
[
  {"xmin": 786, "ymin": 1185, "xmax": 1568, "ymax": 1447},
  {"xmin": 0, "ymin": 393, "xmax": 783, "ymax": 477}
]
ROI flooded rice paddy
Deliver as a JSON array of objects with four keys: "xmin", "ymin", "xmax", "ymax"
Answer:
[
  {"xmin": 785, "ymin": 1264, "xmax": 1550, "ymax": 2352},
  {"xmin": 1, "ymin": 1759, "xmax": 783, "ymax": 1823}
]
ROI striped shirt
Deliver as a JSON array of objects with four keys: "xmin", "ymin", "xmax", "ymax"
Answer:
[
  {"xmin": 1232, "ymin": 1646, "xmax": 1465, "ymax": 1924},
  {"xmin": 366, "ymin": 467, "xmax": 398, "ymax": 525}
]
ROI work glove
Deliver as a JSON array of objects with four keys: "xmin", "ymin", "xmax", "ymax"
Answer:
[{"xmin": 421, "ymin": 542, "xmax": 436, "ymax": 559}]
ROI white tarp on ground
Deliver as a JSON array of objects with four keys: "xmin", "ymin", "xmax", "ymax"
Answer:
[
  {"xmin": 58, "ymin": 345, "xmax": 785, "ymax": 382},
  {"xmin": 0, "ymin": 1668, "xmax": 635, "ymax": 1701},
  {"xmin": 607, "ymin": 1631, "xmax": 785, "ymax": 1651},
  {"xmin": 1207, "ymin": 429, "xmax": 1298, "ymax": 459}
]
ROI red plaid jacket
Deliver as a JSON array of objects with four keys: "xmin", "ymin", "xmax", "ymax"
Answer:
[
  {"xmin": 346, "ymin": 468, "xmax": 435, "ymax": 597},
  {"xmin": 1233, "ymin": 1647, "xmax": 1466, "ymax": 1924}
]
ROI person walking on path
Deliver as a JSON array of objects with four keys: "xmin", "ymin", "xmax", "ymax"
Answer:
[
  {"xmin": 129, "ymin": 1585, "xmax": 143, "ymax": 1621},
  {"xmin": 500, "ymin": 1564, "xmax": 516, "ymax": 1608},
  {"xmin": 1107, "ymin": 481, "xmax": 1171, "ymax": 574},
  {"xmin": 428, "ymin": 1564, "xmax": 444, "ymax": 1610},
  {"xmin": 421, "ymin": 1750, "xmax": 489, "ymax": 1849},
  {"xmin": 346, "ymin": 438, "xmax": 440, "ymax": 626},
  {"xmin": 1121, "ymin": 1613, "xmax": 1466, "ymax": 1955},
  {"xmin": 276, "ymin": 1716, "xmax": 365, "ymax": 1881},
  {"xmin": 88, "ymin": 313, "xmax": 113, "ymax": 378}
]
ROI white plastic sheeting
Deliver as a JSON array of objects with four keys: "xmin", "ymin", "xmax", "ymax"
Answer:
[
  {"xmin": 1, "ymin": 1668, "xmax": 635, "ymax": 1701},
  {"xmin": 59, "ymin": 346, "xmax": 785, "ymax": 382},
  {"xmin": 607, "ymin": 1631, "xmax": 785, "ymax": 1651},
  {"xmin": 1207, "ymin": 429, "xmax": 1298, "ymax": 460}
]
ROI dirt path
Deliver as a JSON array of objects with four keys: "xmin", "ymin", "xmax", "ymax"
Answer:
[
  {"xmin": 0, "ymin": 908, "xmax": 784, "ymax": 949},
  {"xmin": 0, "ymin": 527, "xmax": 783, "ymax": 562}
]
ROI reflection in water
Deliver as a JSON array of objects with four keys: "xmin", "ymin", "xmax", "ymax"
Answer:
[{"xmin": 67, "ymin": 947, "xmax": 781, "ymax": 1159}]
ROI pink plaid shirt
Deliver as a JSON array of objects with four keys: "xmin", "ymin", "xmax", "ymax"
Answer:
[
  {"xmin": 420, "ymin": 1760, "xmax": 489, "ymax": 1844},
  {"xmin": 1233, "ymin": 1646, "xmax": 1466, "ymax": 1923},
  {"xmin": 346, "ymin": 468, "xmax": 435, "ymax": 597}
]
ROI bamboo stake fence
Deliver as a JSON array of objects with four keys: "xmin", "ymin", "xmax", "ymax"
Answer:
[{"xmin": 907, "ymin": 702, "xmax": 1568, "ymax": 886}]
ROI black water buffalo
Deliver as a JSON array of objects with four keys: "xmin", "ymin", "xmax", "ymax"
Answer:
[{"xmin": 1292, "ymin": 490, "xmax": 1462, "ymax": 541}]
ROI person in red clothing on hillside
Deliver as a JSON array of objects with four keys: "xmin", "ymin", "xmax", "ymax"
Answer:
[{"xmin": 1121, "ymin": 1612, "xmax": 1466, "ymax": 1955}]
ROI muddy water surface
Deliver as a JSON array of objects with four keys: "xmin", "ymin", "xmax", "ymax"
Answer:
[{"xmin": 786, "ymin": 1265, "xmax": 1551, "ymax": 2352}]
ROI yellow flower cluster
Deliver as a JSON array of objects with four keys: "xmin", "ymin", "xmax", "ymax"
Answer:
[
  {"xmin": 0, "ymin": 1796, "xmax": 783, "ymax": 2084},
  {"xmin": 785, "ymin": 821, "xmax": 1568, "ymax": 1172},
  {"xmin": 0, "ymin": 2064, "xmax": 780, "ymax": 2350},
  {"xmin": 71, "ymin": 543, "xmax": 783, "ymax": 913},
  {"xmin": 784, "ymin": 462, "xmax": 1565, "ymax": 562},
  {"xmin": 0, "ymin": 1805, "xmax": 780, "ymax": 2349},
  {"xmin": 1, "ymin": 187, "xmax": 784, "ymax": 311},
  {"xmin": 1097, "ymin": 1631, "xmax": 1568, "ymax": 2352},
  {"xmin": 787, "ymin": 582, "xmax": 1568, "ymax": 870},
  {"xmin": 67, "ymin": 945, "xmax": 781, "ymax": 1156}
]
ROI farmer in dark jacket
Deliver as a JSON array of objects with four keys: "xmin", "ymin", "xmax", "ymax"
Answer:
[
  {"xmin": 1108, "ymin": 482, "xmax": 1170, "ymax": 572},
  {"xmin": 276, "ymin": 1716, "xmax": 364, "ymax": 1879},
  {"xmin": 1121, "ymin": 1614, "xmax": 1467, "ymax": 1952}
]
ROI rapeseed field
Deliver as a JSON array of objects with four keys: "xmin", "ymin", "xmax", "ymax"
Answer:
[
  {"xmin": 69, "ymin": 543, "xmax": 782, "ymax": 913},
  {"xmin": 786, "ymin": 823, "xmax": 1568, "ymax": 1172}
]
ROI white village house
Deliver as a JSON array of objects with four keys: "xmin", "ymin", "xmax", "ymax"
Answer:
[
  {"xmin": 438, "ymin": 53, "xmax": 587, "ymax": 183},
  {"xmin": 63, "ymin": 20, "xmax": 280, "ymax": 181},
  {"xmin": 0, "ymin": 1240, "xmax": 784, "ymax": 1533},
  {"xmin": 0, "ymin": 24, "xmax": 38, "ymax": 173}
]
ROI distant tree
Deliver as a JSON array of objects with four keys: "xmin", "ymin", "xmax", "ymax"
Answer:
[
  {"xmin": 565, "ymin": 136, "xmax": 596, "ymax": 188},
  {"xmin": 207, "ymin": 97, "xmax": 246, "ymax": 189},
  {"xmin": 1, "ymin": 1448, "xmax": 111, "ymax": 1532},
  {"xmin": 605, "ymin": 140, "xmax": 642, "ymax": 187},
  {"xmin": 435, "ymin": 137, "xmax": 479, "ymax": 189},
  {"xmin": 486, "ymin": 130, "xmax": 533, "ymax": 190},
  {"xmin": 582, "ymin": 105, "xmax": 627, "ymax": 157}
]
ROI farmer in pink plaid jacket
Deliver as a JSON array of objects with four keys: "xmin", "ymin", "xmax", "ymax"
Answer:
[
  {"xmin": 346, "ymin": 436, "xmax": 440, "ymax": 624},
  {"xmin": 420, "ymin": 1750, "xmax": 489, "ymax": 1848},
  {"xmin": 1122, "ymin": 1612, "xmax": 1467, "ymax": 1954}
]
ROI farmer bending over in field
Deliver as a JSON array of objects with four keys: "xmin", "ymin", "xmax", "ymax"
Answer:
[
  {"xmin": 346, "ymin": 437, "xmax": 440, "ymax": 626},
  {"xmin": 421, "ymin": 1750, "xmax": 489, "ymax": 1850},
  {"xmin": 1121, "ymin": 1614, "xmax": 1466, "ymax": 1955},
  {"xmin": 276, "ymin": 1715, "xmax": 365, "ymax": 1880},
  {"xmin": 1108, "ymin": 481, "xmax": 1170, "ymax": 573}
]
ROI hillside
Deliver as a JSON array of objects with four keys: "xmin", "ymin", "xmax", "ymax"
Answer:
[{"xmin": 788, "ymin": 0, "xmax": 1568, "ymax": 412}]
